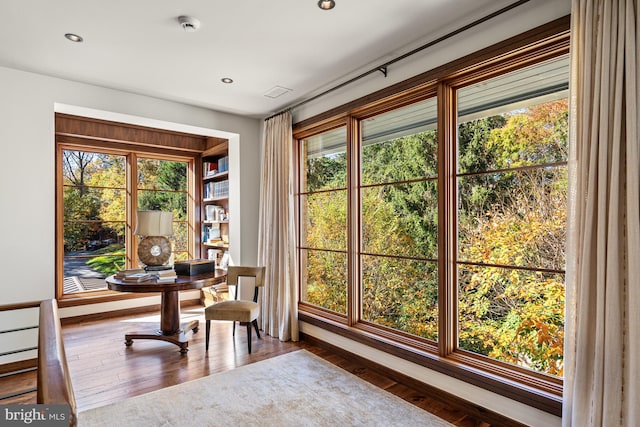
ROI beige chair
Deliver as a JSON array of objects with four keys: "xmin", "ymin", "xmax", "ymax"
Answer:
[{"xmin": 204, "ymin": 266, "xmax": 265, "ymax": 354}]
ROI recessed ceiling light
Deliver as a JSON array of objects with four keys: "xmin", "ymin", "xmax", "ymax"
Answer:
[
  {"xmin": 64, "ymin": 33, "xmax": 83, "ymax": 43},
  {"xmin": 221, "ymin": 78, "xmax": 234, "ymax": 84},
  {"xmin": 318, "ymin": 0, "xmax": 335, "ymax": 10}
]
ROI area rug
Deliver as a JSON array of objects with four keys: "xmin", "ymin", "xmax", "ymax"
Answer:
[{"xmin": 78, "ymin": 349, "xmax": 453, "ymax": 427}]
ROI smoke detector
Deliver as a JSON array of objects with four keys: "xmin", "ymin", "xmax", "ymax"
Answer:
[{"xmin": 178, "ymin": 16, "xmax": 201, "ymax": 32}]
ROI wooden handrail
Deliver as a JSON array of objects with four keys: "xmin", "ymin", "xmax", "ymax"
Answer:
[{"xmin": 37, "ymin": 300, "xmax": 77, "ymax": 427}]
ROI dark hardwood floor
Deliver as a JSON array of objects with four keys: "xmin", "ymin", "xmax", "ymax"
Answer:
[{"xmin": 2, "ymin": 305, "xmax": 498, "ymax": 426}]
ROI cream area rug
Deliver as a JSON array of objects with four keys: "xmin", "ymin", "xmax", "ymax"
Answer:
[{"xmin": 78, "ymin": 349, "xmax": 454, "ymax": 427}]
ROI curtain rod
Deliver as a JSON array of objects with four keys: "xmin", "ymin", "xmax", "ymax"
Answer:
[{"xmin": 264, "ymin": 0, "xmax": 530, "ymax": 122}]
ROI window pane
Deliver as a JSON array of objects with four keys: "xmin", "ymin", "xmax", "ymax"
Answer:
[
  {"xmin": 173, "ymin": 221, "xmax": 188, "ymax": 253},
  {"xmin": 362, "ymin": 255, "xmax": 438, "ymax": 341},
  {"xmin": 138, "ymin": 158, "xmax": 187, "ymax": 191},
  {"xmin": 458, "ymin": 57, "xmax": 569, "ymax": 174},
  {"xmin": 300, "ymin": 249, "xmax": 347, "ymax": 315},
  {"xmin": 64, "ymin": 187, "xmax": 126, "ymax": 222},
  {"xmin": 458, "ymin": 265, "xmax": 565, "ymax": 377},
  {"xmin": 62, "ymin": 150, "xmax": 127, "ymax": 293},
  {"xmin": 302, "ymin": 128, "xmax": 347, "ymax": 192},
  {"xmin": 361, "ymin": 182, "xmax": 437, "ymax": 259},
  {"xmin": 302, "ymin": 191, "xmax": 347, "ymax": 252},
  {"xmin": 63, "ymin": 151, "xmax": 125, "ymax": 187},
  {"xmin": 458, "ymin": 167, "xmax": 566, "ymax": 270},
  {"xmin": 456, "ymin": 55, "xmax": 568, "ymax": 377},
  {"xmin": 361, "ymin": 98, "xmax": 438, "ymax": 185},
  {"xmin": 138, "ymin": 158, "xmax": 189, "ymax": 260},
  {"xmin": 359, "ymin": 98, "xmax": 439, "ymax": 340}
]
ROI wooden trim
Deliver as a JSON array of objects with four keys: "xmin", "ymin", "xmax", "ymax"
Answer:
[
  {"xmin": 56, "ymin": 134, "xmax": 202, "ymax": 157},
  {"xmin": 294, "ymin": 15, "xmax": 570, "ymax": 132},
  {"xmin": 55, "ymin": 113, "xmax": 208, "ymax": 153},
  {"xmin": 300, "ymin": 313, "xmax": 562, "ymax": 416},
  {"xmin": 202, "ymin": 139, "xmax": 228, "ymax": 157},
  {"xmin": 347, "ymin": 116, "xmax": 359, "ymax": 325},
  {"xmin": 37, "ymin": 300, "xmax": 77, "ymax": 427},
  {"xmin": 300, "ymin": 332, "xmax": 529, "ymax": 427},
  {"xmin": 57, "ymin": 290, "xmax": 156, "ymax": 308},
  {"xmin": 438, "ymin": 81, "xmax": 457, "ymax": 357}
]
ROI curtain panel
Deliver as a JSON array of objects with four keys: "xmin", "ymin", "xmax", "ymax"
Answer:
[
  {"xmin": 565, "ymin": 0, "xmax": 640, "ymax": 425},
  {"xmin": 257, "ymin": 111, "xmax": 299, "ymax": 341}
]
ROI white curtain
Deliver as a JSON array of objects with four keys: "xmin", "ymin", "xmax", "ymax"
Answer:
[
  {"xmin": 564, "ymin": 0, "xmax": 640, "ymax": 425},
  {"xmin": 257, "ymin": 111, "xmax": 299, "ymax": 341}
]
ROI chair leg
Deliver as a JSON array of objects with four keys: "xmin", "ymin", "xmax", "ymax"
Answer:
[
  {"xmin": 252, "ymin": 319, "xmax": 261, "ymax": 339},
  {"xmin": 205, "ymin": 320, "xmax": 211, "ymax": 352},
  {"xmin": 246, "ymin": 323, "xmax": 252, "ymax": 354},
  {"xmin": 232, "ymin": 321, "xmax": 236, "ymax": 336}
]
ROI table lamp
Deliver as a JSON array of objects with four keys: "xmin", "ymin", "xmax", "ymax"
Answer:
[{"xmin": 135, "ymin": 210, "xmax": 173, "ymax": 271}]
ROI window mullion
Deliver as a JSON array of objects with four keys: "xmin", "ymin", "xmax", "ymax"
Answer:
[
  {"xmin": 347, "ymin": 116, "xmax": 360, "ymax": 326},
  {"xmin": 438, "ymin": 82, "xmax": 458, "ymax": 356},
  {"xmin": 127, "ymin": 153, "xmax": 138, "ymax": 268}
]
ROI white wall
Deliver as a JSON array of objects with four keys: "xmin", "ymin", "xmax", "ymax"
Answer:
[
  {"xmin": 293, "ymin": 1, "xmax": 569, "ymax": 425},
  {"xmin": 293, "ymin": 0, "xmax": 571, "ymax": 122},
  {"xmin": 0, "ymin": 65, "xmax": 261, "ymax": 319}
]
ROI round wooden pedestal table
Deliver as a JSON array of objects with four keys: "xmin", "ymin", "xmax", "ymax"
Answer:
[{"xmin": 106, "ymin": 269, "xmax": 226, "ymax": 354}]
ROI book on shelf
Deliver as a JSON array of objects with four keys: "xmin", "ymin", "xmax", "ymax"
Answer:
[
  {"xmin": 203, "ymin": 161, "xmax": 218, "ymax": 177},
  {"xmin": 205, "ymin": 205, "xmax": 225, "ymax": 222},
  {"xmin": 203, "ymin": 180, "xmax": 229, "ymax": 199},
  {"xmin": 217, "ymin": 156, "xmax": 229, "ymax": 173},
  {"xmin": 202, "ymin": 225, "xmax": 222, "ymax": 243}
]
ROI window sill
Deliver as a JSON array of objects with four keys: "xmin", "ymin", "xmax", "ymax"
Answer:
[
  {"xmin": 56, "ymin": 290, "xmax": 154, "ymax": 308},
  {"xmin": 56, "ymin": 289, "xmax": 199, "ymax": 308}
]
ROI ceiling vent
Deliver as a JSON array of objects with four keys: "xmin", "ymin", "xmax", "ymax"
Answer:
[{"xmin": 263, "ymin": 86, "xmax": 292, "ymax": 99}]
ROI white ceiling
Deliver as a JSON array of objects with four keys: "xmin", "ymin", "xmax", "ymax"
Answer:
[{"xmin": 1, "ymin": 0, "xmax": 528, "ymax": 119}]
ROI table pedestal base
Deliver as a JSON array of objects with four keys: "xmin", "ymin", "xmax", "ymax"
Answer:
[{"xmin": 124, "ymin": 319, "xmax": 200, "ymax": 354}]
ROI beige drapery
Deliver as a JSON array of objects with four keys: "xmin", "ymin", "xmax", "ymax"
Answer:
[
  {"xmin": 257, "ymin": 111, "xmax": 299, "ymax": 341},
  {"xmin": 564, "ymin": 0, "xmax": 640, "ymax": 425}
]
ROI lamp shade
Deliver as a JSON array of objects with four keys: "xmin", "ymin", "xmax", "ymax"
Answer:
[{"xmin": 135, "ymin": 211, "xmax": 173, "ymax": 236}]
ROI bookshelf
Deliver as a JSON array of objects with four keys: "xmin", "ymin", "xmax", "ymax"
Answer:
[{"xmin": 201, "ymin": 141, "xmax": 230, "ymax": 271}]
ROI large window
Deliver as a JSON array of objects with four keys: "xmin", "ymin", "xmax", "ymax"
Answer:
[
  {"xmin": 360, "ymin": 99, "xmax": 439, "ymax": 340},
  {"xmin": 60, "ymin": 147, "xmax": 193, "ymax": 296},
  {"xmin": 296, "ymin": 31, "xmax": 569, "ymax": 408},
  {"xmin": 456, "ymin": 57, "xmax": 568, "ymax": 377},
  {"xmin": 299, "ymin": 127, "xmax": 348, "ymax": 314}
]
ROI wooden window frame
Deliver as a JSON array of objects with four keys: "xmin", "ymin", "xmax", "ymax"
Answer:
[
  {"xmin": 294, "ymin": 16, "xmax": 570, "ymax": 416},
  {"xmin": 55, "ymin": 114, "xmax": 208, "ymax": 307}
]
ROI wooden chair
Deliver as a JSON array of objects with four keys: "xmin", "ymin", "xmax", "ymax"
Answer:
[{"xmin": 204, "ymin": 266, "xmax": 265, "ymax": 354}]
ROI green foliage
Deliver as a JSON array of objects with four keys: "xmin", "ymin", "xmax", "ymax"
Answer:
[
  {"xmin": 63, "ymin": 187, "xmax": 101, "ymax": 251},
  {"xmin": 138, "ymin": 160, "xmax": 188, "ymax": 220},
  {"xmin": 302, "ymin": 99, "xmax": 568, "ymax": 377},
  {"xmin": 306, "ymin": 154, "xmax": 346, "ymax": 191}
]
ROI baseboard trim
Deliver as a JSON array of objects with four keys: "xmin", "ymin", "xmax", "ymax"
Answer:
[{"xmin": 301, "ymin": 332, "xmax": 527, "ymax": 427}]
